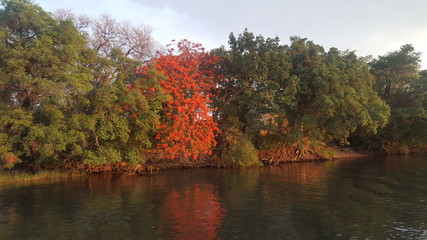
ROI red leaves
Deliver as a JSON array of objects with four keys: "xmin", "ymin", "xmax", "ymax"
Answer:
[{"xmin": 148, "ymin": 40, "xmax": 221, "ymax": 160}]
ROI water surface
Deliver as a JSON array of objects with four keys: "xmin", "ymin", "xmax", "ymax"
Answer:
[{"xmin": 1, "ymin": 155, "xmax": 426, "ymax": 239}]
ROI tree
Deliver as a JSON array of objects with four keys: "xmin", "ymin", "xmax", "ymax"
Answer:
[
  {"xmin": 212, "ymin": 30, "xmax": 294, "ymax": 165},
  {"xmin": 286, "ymin": 39, "xmax": 390, "ymax": 145},
  {"xmin": 144, "ymin": 39, "xmax": 220, "ymax": 160},
  {"xmin": 50, "ymin": 10, "xmax": 163, "ymax": 165},
  {"xmin": 368, "ymin": 45, "xmax": 427, "ymax": 152},
  {"xmin": 370, "ymin": 44, "xmax": 422, "ymax": 108},
  {"xmin": 0, "ymin": 0, "xmax": 93, "ymax": 167},
  {"xmin": 215, "ymin": 31, "xmax": 389, "ymax": 152},
  {"xmin": 0, "ymin": 0, "xmax": 164, "ymax": 168},
  {"xmin": 65, "ymin": 40, "xmax": 165, "ymax": 166},
  {"xmin": 214, "ymin": 30, "xmax": 293, "ymax": 129},
  {"xmin": 0, "ymin": 0, "xmax": 92, "ymax": 111}
]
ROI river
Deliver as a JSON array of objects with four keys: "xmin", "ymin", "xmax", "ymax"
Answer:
[{"xmin": 0, "ymin": 155, "xmax": 426, "ymax": 239}]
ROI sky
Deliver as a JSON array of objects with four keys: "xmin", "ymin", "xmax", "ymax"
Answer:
[{"xmin": 36, "ymin": 0, "xmax": 427, "ymax": 68}]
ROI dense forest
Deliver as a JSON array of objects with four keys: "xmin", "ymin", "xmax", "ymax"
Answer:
[{"xmin": 0, "ymin": 0, "xmax": 426, "ymax": 172}]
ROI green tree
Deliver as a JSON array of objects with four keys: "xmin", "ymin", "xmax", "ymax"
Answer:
[
  {"xmin": 214, "ymin": 30, "xmax": 293, "ymax": 130},
  {"xmin": 77, "ymin": 54, "xmax": 165, "ymax": 165},
  {"xmin": 286, "ymin": 38, "xmax": 389, "ymax": 145},
  {"xmin": 0, "ymin": 0, "xmax": 164, "ymax": 169},
  {"xmin": 215, "ymin": 31, "xmax": 389, "ymax": 160},
  {"xmin": 369, "ymin": 45, "xmax": 427, "ymax": 152},
  {"xmin": 213, "ymin": 30, "xmax": 293, "ymax": 165},
  {"xmin": 59, "ymin": 11, "xmax": 163, "ymax": 166},
  {"xmin": 370, "ymin": 44, "xmax": 422, "ymax": 108},
  {"xmin": 0, "ymin": 0, "xmax": 92, "ymax": 167}
]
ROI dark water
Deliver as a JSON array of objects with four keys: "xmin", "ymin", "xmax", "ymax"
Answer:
[{"xmin": 1, "ymin": 156, "xmax": 426, "ymax": 240}]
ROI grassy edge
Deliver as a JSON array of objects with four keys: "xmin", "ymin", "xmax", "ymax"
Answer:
[{"xmin": 0, "ymin": 170, "xmax": 85, "ymax": 184}]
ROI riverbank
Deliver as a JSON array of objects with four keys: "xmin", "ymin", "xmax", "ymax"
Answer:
[
  {"xmin": 1, "ymin": 145, "xmax": 421, "ymax": 184},
  {"xmin": 330, "ymin": 145, "xmax": 374, "ymax": 159}
]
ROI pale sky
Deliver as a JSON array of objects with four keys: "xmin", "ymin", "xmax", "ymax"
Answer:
[{"xmin": 36, "ymin": 0, "xmax": 427, "ymax": 69}]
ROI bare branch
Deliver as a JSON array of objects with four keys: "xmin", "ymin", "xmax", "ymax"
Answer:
[
  {"xmin": 52, "ymin": 11, "xmax": 157, "ymax": 62},
  {"xmin": 53, "ymin": 9, "xmax": 91, "ymax": 31}
]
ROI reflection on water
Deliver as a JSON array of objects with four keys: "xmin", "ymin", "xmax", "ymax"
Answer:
[
  {"xmin": 160, "ymin": 184, "xmax": 223, "ymax": 240},
  {"xmin": 0, "ymin": 155, "xmax": 426, "ymax": 240}
]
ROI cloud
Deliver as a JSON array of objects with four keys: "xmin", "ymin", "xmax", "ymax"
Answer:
[
  {"xmin": 358, "ymin": 26, "xmax": 427, "ymax": 67},
  {"xmin": 36, "ymin": 0, "xmax": 427, "ymax": 68},
  {"xmin": 37, "ymin": 0, "xmax": 216, "ymax": 47}
]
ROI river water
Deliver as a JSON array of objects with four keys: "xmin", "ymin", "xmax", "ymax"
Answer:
[{"xmin": 0, "ymin": 155, "xmax": 426, "ymax": 240}]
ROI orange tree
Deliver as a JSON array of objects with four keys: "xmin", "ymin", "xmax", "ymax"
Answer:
[{"xmin": 138, "ymin": 40, "xmax": 221, "ymax": 160}]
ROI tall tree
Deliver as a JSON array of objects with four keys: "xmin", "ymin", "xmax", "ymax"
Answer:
[
  {"xmin": 0, "ymin": 0, "xmax": 93, "ymax": 168},
  {"xmin": 214, "ymin": 30, "xmax": 293, "ymax": 130},
  {"xmin": 0, "ymin": 1, "xmax": 164, "ymax": 168},
  {"xmin": 286, "ymin": 38, "xmax": 390, "ymax": 144},
  {"xmin": 144, "ymin": 40, "xmax": 220, "ymax": 160},
  {"xmin": 369, "ymin": 45, "xmax": 427, "ymax": 152},
  {"xmin": 215, "ymin": 31, "xmax": 389, "ymax": 150},
  {"xmin": 51, "ymin": 10, "xmax": 163, "ymax": 165},
  {"xmin": 370, "ymin": 44, "xmax": 422, "ymax": 108},
  {"xmin": 212, "ymin": 30, "xmax": 293, "ymax": 166}
]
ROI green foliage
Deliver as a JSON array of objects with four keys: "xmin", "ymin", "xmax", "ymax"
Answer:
[
  {"xmin": 214, "ymin": 30, "xmax": 293, "ymax": 127},
  {"xmin": 223, "ymin": 135, "xmax": 260, "ymax": 167},
  {"xmin": 367, "ymin": 44, "xmax": 427, "ymax": 151},
  {"xmin": 370, "ymin": 44, "xmax": 421, "ymax": 108},
  {"xmin": 0, "ymin": 0, "xmax": 93, "ymax": 167},
  {"xmin": 125, "ymin": 64, "xmax": 166, "ymax": 149},
  {"xmin": 83, "ymin": 147, "xmax": 122, "ymax": 165},
  {"xmin": 0, "ymin": 0, "xmax": 164, "ymax": 168},
  {"xmin": 219, "ymin": 117, "xmax": 261, "ymax": 167},
  {"xmin": 215, "ymin": 30, "xmax": 389, "ymax": 153},
  {"xmin": 0, "ymin": 133, "xmax": 20, "ymax": 169},
  {"xmin": 0, "ymin": 107, "xmax": 32, "ymax": 168},
  {"xmin": 77, "ymin": 49, "xmax": 165, "ymax": 164},
  {"xmin": 23, "ymin": 125, "xmax": 67, "ymax": 164},
  {"xmin": 386, "ymin": 107, "xmax": 427, "ymax": 146},
  {"xmin": 285, "ymin": 38, "xmax": 390, "ymax": 145},
  {"xmin": 0, "ymin": 0, "xmax": 92, "ymax": 110},
  {"xmin": 125, "ymin": 149, "xmax": 145, "ymax": 165},
  {"xmin": 68, "ymin": 50, "xmax": 165, "ymax": 166}
]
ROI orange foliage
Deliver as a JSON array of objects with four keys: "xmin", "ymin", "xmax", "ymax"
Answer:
[
  {"xmin": 4, "ymin": 154, "xmax": 18, "ymax": 165},
  {"xmin": 138, "ymin": 40, "xmax": 221, "ymax": 160}
]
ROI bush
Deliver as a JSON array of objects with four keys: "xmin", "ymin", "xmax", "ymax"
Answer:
[
  {"xmin": 125, "ymin": 149, "xmax": 145, "ymax": 165},
  {"xmin": 223, "ymin": 135, "xmax": 261, "ymax": 167}
]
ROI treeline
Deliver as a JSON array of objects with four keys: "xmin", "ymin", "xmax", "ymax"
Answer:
[{"xmin": 0, "ymin": 0, "xmax": 426, "ymax": 170}]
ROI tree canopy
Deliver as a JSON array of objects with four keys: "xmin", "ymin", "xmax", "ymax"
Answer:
[
  {"xmin": 367, "ymin": 44, "xmax": 427, "ymax": 152},
  {"xmin": 145, "ymin": 40, "xmax": 220, "ymax": 160}
]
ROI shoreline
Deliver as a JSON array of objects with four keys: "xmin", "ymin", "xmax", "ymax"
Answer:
[
  {"xmin": 331, "ymin": 146, "xmax": 374, "ymax": 159},
  {"xmin": 1, "ymin": 147, "xmax": 422, "ymax": 184}
]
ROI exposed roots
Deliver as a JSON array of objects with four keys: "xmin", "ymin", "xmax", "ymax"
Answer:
[{"xmin": 259, "ymin": 143, "xmax": 332, "ymax": 165}]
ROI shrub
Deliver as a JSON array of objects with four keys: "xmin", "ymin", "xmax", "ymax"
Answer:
[{"xmin": 223, "ymin": 135, "xmax": 261, "ymax": 167}]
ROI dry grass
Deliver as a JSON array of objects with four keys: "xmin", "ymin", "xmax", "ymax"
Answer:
[{"xmin": 0, "ymin": 170, "xmax": 83, "ymax": 184}]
